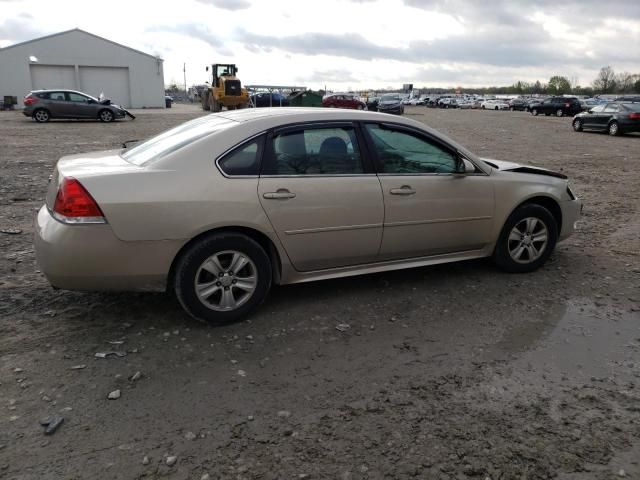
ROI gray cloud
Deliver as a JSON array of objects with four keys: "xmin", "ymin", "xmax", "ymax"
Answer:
[
  {"xmin": 195, "ymin": 0, "xmax": 251, "ymax": 10},
  {"xmin": 0, "ymin": 17, "xmax": 46, "ymax": 44},
  {"xmin": 297, "ymin": 69, "xmax": 360, "ymax": 84},
  {"xmin": 235, "ymin": 0, "xmax": 639, "ymax": 72},
  {"xmin": 237, "ymin": 29, "xmax": 399, "ymax": 61},
  {"xmin": 148, "ymin": 23, "xmax": 222, "ymax": 48}
]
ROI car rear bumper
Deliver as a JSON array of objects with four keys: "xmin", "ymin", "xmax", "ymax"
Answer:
[
  {"xmin": 34, "ymin": 206, "xmax": 183, "ymax": 292},
  {"xmin": 559, "ymin": 198, "xmax": 582, "ymax": 241}
]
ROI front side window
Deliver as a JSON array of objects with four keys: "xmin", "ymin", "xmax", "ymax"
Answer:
[
  {"xmin": 365, "ymin": 124, "xmax": 458, "ymax": 174},
  {"xmin": 264, "ymin": 126, "xmax": 363, "ymax": 175},
  {"xmin": 67, "ymin": 93, "xmax": 89, "ymax": 103}
]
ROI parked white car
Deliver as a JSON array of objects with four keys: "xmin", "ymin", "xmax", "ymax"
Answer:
[{"xmin": 481, "ymin": 99, "xmax": 510, "ymax": 110}]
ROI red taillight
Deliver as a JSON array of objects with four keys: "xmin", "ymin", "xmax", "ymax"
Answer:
[
  {"xmin": 629, "ymin": 112, "xmax": 640, "ymax": 120},
  {"xmin": 24, "ymin": 95, "xmax": 38, "ymax": 106},
  {"xmin": 53, "ymin": 177, "xmax": 105, "ymax": 222}
]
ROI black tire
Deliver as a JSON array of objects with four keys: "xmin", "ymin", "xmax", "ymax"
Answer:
[
  {"xmin": 98, "ymin": 109, "xmax": 114, "ymax": 122},
  {"xmin": 33, "ymin": 109, "xmax": 50, "ymax": 123},
  {"xmin": 174, "ymin": 233, "xmax": 272, "ymax": 325},
  {"xmin": 495, "ymin": 106, "xmax": 499, "ymax": 110},
  {"xmin": 531, "ymin": 108, "xmax": 538, "ymax": 116},
  {"xmin": 572, "ymin": 118, "xmax": 583, "ymax": 132},
  {"xmin": 493, "ymin": 203, "xmax": 558, "ymax": 273},
  {"xmin": 608, "ymin": 121, "xmax": 620, "ymax": 136},
  {"xmin": 555, "ymin": 109, "xmax": 563, "ymax": 117}
]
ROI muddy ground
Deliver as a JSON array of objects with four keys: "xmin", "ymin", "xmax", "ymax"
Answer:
[{"xmin": 1, "ymin": 104, "xmax": 639, "ymax": 480}]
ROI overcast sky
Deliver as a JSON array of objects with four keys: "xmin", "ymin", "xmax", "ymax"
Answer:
[{"xmin": 1, "ymin": 0, "xmax": 639, "ymax": 90}]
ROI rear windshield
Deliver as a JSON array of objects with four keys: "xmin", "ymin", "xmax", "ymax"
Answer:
[{"xmin": 121, "ymin": 115, "xmax": 236, "ymax": 165}]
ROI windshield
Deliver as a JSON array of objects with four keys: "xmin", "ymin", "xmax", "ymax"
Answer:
[
  {"xmin": 381, "ymin": 94, "xmax": 400, "ymax": 101},
  {"xmin": 121, "ymin": 115, "xmax": 236, "ymax": 165}
]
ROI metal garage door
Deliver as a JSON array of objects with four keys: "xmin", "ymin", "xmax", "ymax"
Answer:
[
  {"xmin": 79, "ymin": 66, "xmax": 131, "ymax": 107},
  {"xmin": 30, "ymin": 65, "xmax": 76, "ymax": 90}
]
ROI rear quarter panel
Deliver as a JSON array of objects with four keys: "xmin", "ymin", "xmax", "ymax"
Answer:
[{"xmin": 80, "ymin": 135, "xmax": 273, "ymax": 242}]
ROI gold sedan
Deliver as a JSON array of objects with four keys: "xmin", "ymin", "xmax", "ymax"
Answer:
[{"xmin": 35, "ymin": 108, "xmax": 582, "ymax": 324}]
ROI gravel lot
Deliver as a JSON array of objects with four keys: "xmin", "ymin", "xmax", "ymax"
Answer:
[{"xmin": 1, "ymin": 104, "xmax": 639, "ymax": 480}]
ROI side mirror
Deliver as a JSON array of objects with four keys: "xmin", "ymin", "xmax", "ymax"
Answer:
[
  {"xmin": 87, "ymin": 99, "xmax": 96, "ymax": 104},
  {"xmin": 205, "ymin": 66, "xmax": 209, "ymax": 72},
  {"xmin": 457, "ymin": 158, "xmax": 476, "ymax": 174}
]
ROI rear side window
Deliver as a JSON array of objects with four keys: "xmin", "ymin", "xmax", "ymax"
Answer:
[
  {"xmin": 603, "ymin": 104, "xmax": 620, "ymax": 113},
  {"xmin": 218, "ymin": 135, "xmax": 264, "ymax": 176},
  {"xmin": 263, "ymin": 126, "xmax": 363, "ymax": 175},
  {"xmin": 35, "ymin": 92, "xmax": 50, "ymax": 99}
]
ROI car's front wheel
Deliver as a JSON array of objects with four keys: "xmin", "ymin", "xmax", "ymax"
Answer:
[
  {"xmin": 531, "ymin": 108, "xmax": 538, "ymax": 116},
  {"xmin": 493, "ymin": 204, "xmax": 558, "ymax": 273},
  {"xmin": 174, "ymin": 233, "xmax": 272, "ymax": 325},
  {"xmin": 33, "ymin": 109, "xmax": 50, "ymax": 122},
  {"xmin": 556, "ymin": 109, "xmax": 564, "ymax": 117},
  {"xmin": 572, "ymin": 118, "xmax": 583, "ymax": 132},
  {"xmin": 99, "ymin": 109, "xmax": 114, "ymax": 122}
]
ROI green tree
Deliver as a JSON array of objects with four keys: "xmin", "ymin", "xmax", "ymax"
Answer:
[{"xmin": 548, "ymin": 76, "xmax": 572, "ymax": 94}]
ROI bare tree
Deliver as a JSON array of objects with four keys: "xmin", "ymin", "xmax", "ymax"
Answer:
[
  {"xmin": 616, "ymin": 72, "xmax": 638, "ymax": 93},
  {"xmin": 592, "ymin": 66, "xmax": 616, "ymax": 93}
]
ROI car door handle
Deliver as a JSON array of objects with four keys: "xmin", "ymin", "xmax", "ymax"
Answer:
[
  {"xmin": 263, "ymin": 189, "xmax": 296, "ymax": 200},
  {"xmin": 390, "ymin": 186, "xmax": 416, "ymax": 195}
]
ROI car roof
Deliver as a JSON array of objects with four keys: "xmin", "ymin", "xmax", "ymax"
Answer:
[{"xmin": 31, "ymin": 89, "xmax": 91, "ymax": 95}]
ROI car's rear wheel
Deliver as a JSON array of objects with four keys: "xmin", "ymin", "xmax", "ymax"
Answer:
[
  {"xmin": 493, "ymin": 204, "xmax": 558, "ymax": 273},
  {"xmin": 357, "ymin": 104, "xmax": 364, "ymax": 110},
  {"xmin": 174, "ymin": 233, "xmax": 272, "ymax": 325},
  {"xmin": 531, "ymin": 108, "xmax": 538, "ymax": 116},
  {"xmin": 555, "ymin": 109, "xmax": 564, "ymax": 117},
  {"xmin": 33, "ymin": 109, "xmax": 50, "ymax": 122},
  {"xmin": 99, "ymin": 109, "xmax": 114, "ymax": 122},
  {"xmin": 572, "ymin": 118, "xmax": 583, "ymax": 132},
  {"xmin": 608, "ymin": 121, "xmax": 620, "ymax": 136}
]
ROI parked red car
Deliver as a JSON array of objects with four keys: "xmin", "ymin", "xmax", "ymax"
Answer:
[{"xmin": 322, "ymin": 93, "xmax": 366, "ymax": 110}]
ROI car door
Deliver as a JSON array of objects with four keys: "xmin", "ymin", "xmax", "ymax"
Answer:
[
  {"xmin": 582, "ymin": 104, "xmax": 604, "ymax": 128},
  {"xmin": 67, "ymin": 92, "xmax": 97, "ymax": 118},
  {"xmin": 46, "ymin": 91, "xmax": 74, "ymax": 118},
  {"xmin": 258, "ymin": 122, "xmax": 384, "ymax": 271},
  {"xmin": 362, "ymin": 122, "xmax": 495, "ymax": 261},
  {"xmin": 596, "ymin": 103, "xmax": 619, "ymax": 130}
]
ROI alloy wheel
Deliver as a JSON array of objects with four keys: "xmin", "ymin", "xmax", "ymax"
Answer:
[
  {"xmin": 100, "ymin": 110, "xmax": 114, "ymax": 122},
  {"xmin": 194, "ymin": 250, "xmax": 258, "ymax": 311},
  {"xmin": 34, "ymin": 110, "xmax": 49, "ymax": 122},
  {"xmin": 507, "ymin": 217, "xmax": 548, "ymax": 264}
]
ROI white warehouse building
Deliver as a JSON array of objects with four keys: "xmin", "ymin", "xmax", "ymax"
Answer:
[{"xmin": 0, "ymin": 29, "xmax": 165, "ymax": 108}]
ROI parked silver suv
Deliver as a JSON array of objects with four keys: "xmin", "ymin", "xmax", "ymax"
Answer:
[{"xmin": 23, "ymin": 89, "xmax": 128, "ymax": 123}]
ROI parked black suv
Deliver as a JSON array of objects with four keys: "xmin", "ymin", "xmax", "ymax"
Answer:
[{"xmin": 530, "ymin": 97, "xmax": 582, "ymax": 117}]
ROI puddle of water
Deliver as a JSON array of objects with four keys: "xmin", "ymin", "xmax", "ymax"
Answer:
[{"xmin": 495, "ymin": 301, "xmax": 640, "ymax": 381}]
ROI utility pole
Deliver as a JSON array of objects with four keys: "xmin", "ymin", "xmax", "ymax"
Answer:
[{"xmin": 183, "ymin": 63, "xmax": 187, "ymax": 97}]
